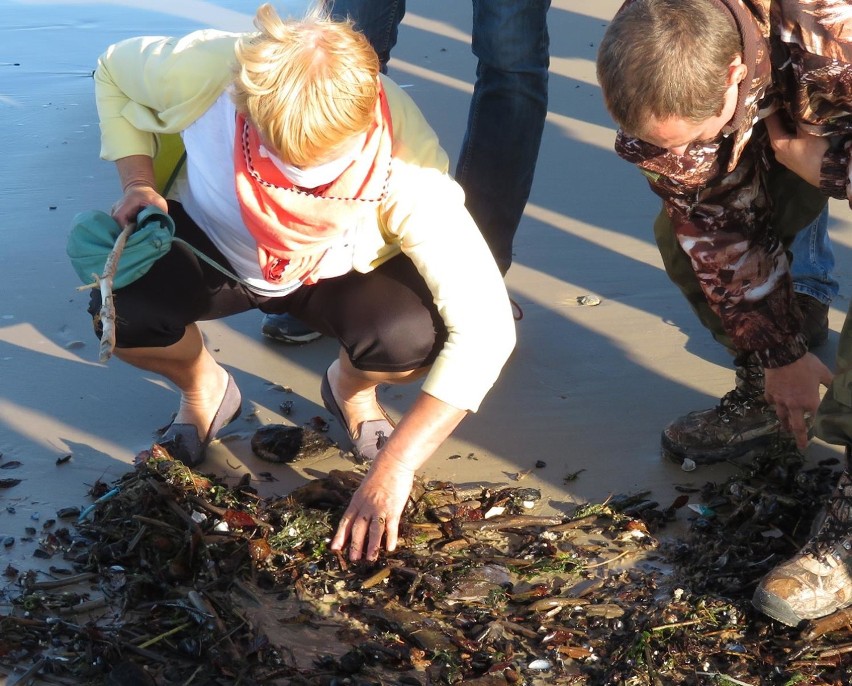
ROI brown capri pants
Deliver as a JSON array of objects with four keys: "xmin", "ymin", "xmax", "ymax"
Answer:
[{"xmin": 88, "ymin": 201, "xmax": 447, "ymax": 372}]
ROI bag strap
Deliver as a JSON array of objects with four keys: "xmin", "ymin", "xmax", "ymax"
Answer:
[
  {"xmin": 159, "ymin": 153, "xmax": 258, "ymax": 289},
  {"xmin": 162, "ymin": 151, "xmax": 186, "ymax": 197},
  {"xmin": 171, "ymin": 236, "xmax": 256, "ymax": 287}
]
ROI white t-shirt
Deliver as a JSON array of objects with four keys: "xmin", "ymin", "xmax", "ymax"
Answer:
[{"xmin": 177, "ymin": 93, "xmax": 358, "ymax": 296}]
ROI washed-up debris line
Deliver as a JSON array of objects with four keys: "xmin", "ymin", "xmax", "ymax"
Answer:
[{"xmin": 1, "ymin": 440, "xmax": 851, "ymax": 685}]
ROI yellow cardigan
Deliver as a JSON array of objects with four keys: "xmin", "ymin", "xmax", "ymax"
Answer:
[{"xmin": 94, "ymin": 29, "xmax": 515, "ymax": 413}]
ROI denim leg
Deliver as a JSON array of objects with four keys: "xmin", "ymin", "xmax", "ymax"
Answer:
[
  {"xmin": 325, "ymin": 0, "xmax": 405, "ymax": 72},
  {"xmin": 327, "ymin": 0, "xmax": 550, "ymax": 274},
  {"xmin": 456, "ymin": 0, "xmax": 551, "ymax": 274},
  {"xmin": 789, "ymin": 205, "xmax": 839, "ymax": 305}
]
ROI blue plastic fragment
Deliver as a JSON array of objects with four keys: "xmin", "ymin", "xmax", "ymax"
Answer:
[{"xmin": 77, "ymin": 487, "xmax": 122, "ymax": 523}]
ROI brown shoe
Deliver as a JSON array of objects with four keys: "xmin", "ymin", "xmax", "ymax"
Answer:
[
  {"xmin": 752, "ymin": 467, "xmax": 852, "ymax": 626},
  {"xmin": 795, "ymin": 292, "xmax": 830, "ymax": 349},
  {"xmin": 661, "ymin": 353, "xmax": 788, "ymax": 465}
]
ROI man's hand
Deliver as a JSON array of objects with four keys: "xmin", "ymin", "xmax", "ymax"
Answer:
[
  {"xmin": 763, "ymin": 113, "xmax": 830, "ymax": 188},
  {"xmin": 764, "ymin": 352, "xmax": 833, "ymax": 449}
]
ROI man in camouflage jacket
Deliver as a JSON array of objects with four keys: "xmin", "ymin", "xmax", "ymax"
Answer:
[{"xmin": 598, "ymin": 0, "xmax": 852, "ymax": 626}]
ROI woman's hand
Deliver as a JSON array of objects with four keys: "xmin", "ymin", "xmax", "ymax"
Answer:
[
  {"xmin": 112, "ymin": 154, "xmax": 166, "ymax": 226},
  {"xmin": 331, "ymin": 457, "xmax": 415, "ymax": 561},
  {"xmin": 763, "ymin": 112, "xmax": 830, "ymax": 187},
  {"xmin": 330, "ymin": 391, "xmax": 468, "ymax": 561},
  {"xmin": 111, "ymin": 182, "xmax": 168, "ymax": 227}
]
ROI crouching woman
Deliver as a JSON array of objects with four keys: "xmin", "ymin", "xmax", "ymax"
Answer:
[{"xmin": 87, "ymin": 2, "xmax": 515, "ymax": 561}]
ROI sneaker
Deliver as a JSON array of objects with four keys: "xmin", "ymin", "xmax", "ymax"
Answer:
[
  {"xmin": 661, "ymin": 353, "xmax": 787, "ymax": 465},
  {"xmin": 795, "ymin": 292, "xmax": 830, "ymax": 349},
  {"xmin": 752, "ymin": 465, "xmax": 852, "ymax": 626},
  {"xmin": 261, "ymin": 313, "xmax": 322, "ymax": 345}
]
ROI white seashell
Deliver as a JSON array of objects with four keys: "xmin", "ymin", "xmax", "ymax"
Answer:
[{"xmin": 528, "ymin": 659, "xmax": 551, "ymax": 671}]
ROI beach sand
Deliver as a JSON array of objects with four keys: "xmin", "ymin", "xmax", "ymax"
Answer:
[{"xmin": 1, "ymin": 0, "xmax": 850, "ymax": 578}]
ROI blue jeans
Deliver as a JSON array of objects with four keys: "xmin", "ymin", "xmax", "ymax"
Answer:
[
  {"xmin": 790, "ymin": 205, "xmax": 838, "ymax": 305},
  {"xmin": 327, "ymin": 0, "xmax": 551, "ymax": 275}
]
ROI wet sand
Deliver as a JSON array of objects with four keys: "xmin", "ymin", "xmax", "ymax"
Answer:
[{"xmin": 1, "ymin": 0, "xmax": 850, "ymax": 577}]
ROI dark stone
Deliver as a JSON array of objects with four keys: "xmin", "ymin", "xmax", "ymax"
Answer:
[{"xmin": 251, "ymin": 424, "xmax": 337, "ymax": 463}]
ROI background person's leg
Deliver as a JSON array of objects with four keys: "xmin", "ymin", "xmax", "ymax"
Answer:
[
  {"xmin": 790, "ymin": 207, "xmax": 838, "ymax": 347},
  {"xmin": 456, "ymin": 0, "xmax": 551, "ymax": 274},
  {"xmin": 326, "ymin": 0, "xmax": 405, "ymax": 72}
]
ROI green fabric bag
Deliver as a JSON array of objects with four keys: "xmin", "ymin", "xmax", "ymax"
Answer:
[
  {"xmin": 67, "ymin": 204, "xmax": 245, "ymax": 290},
  {"xmin": 66, "ymin": 205, "xmax": 177, "ymax": 290}
]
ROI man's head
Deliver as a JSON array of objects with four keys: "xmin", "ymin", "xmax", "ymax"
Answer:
[
  {"xmin": 596, "ymin": 0, "xmax": 746, "ymax": 153},
  {"xmin": 232, "ymin": 2, "xmax": 380, "ymax": 168}
]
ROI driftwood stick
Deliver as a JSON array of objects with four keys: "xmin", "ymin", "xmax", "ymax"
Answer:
[
  {"xmin": 97, "ymin": 221, "xmax": 136, "ymax": 363},
  {"xmin": 819, "ymin": 642, "xmax": 852, "ymax": 658},
  {"xmin": 803, "ymin": 607, "xmax": 852, "ymax": 640},
  {"xmin": 27, "ymin": 572, "xmax": 97, "ymax": 591}
]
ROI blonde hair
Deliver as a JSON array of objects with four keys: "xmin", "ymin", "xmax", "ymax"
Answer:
[
  {"xmin": 596, "ymin": 0, "xmax": 742, "ymax": 137},
  {"xmin": 232, "ymin": 2, "xmax": 380, "ymax": 168}
]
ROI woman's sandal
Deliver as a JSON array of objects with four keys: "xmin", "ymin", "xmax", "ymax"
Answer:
[
  {"xmin": 158, "ymin": 373, "xmax": 242, "ymax": 467},
  {"xmin": 320, "ymin": 370, "xmax": 395, "ymax": 464}
]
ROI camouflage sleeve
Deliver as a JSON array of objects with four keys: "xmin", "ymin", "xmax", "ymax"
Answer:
[
  {"xmin": 671, "ymin": 213, "xmax": 808, "ymax": 369},
  {"xmin": 615, "ymin": 131, "xmax": 808, "ymax": 368},
  {"xmin": 819, "ymin": 140, "xmax": 852, "ymax": 201},
  {"xmin": 780, "ymin": 34, "xmax": 852, "ymax": 204}
]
